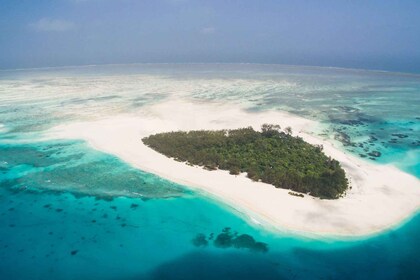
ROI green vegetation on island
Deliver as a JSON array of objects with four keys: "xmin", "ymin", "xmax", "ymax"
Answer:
[{"xmin": 142, "ymin": 124, "xmax": 349, "ymax": 199}]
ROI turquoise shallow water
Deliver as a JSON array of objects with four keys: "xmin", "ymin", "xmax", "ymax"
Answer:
[
  {"xmin": 0, "ymin": 64, "xmax": 419, "ymax": 279},
  {"xmin": 1, "ymin": 140, "xmax": 420, "ymax": 280}
]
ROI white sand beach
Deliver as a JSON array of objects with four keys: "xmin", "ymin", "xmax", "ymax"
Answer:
[{"xmin": 47, "ymin": 99, "xmax": 420, "ymax": 237}]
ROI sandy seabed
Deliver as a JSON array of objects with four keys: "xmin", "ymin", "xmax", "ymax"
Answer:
[{"xmin": 47, "ymin": 99, "xmax": 420, "ymax": 238}]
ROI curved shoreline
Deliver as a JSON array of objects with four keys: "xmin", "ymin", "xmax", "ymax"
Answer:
[{"xmin": 46, "ymin": 99, "xmax": 420, "ymax": 237}]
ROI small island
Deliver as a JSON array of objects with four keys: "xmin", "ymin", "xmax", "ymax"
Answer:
[
  {"xmin": 142, "ymin": 124, "xmax": 348, "ymax": 199},
  {"xmin": 51, "ymin": 100, "xmax": 420, "ymax": 235}
]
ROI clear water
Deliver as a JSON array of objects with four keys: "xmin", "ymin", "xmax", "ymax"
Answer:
[{"xmin": 0, "ymin": 64, "xmax": 419, "ymax": 279}]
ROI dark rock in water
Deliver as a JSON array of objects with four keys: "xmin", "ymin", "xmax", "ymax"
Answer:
[
  {"xmin": 252, "ymin": 242, "xmax": 269, "ymax": 253},
  {"xmin": 334, "ymin": 131, "xmax": 355, "ymax": 146},
  {"xmin": 232, "ymin": 234, "xmax": 256, "ymax": 249},
  {"xmin": 70, "ymin": 250, "xmax": 78, "ymax": 256},
  {"xmin": 91, "ymin": 220, "xmax": 96, "ymax": 223},
  {"xmin": 192, "ymin": 233, "xmax": 208, "ymax": 247},
  {"xmin": 191, "ymin": 228, "xmax": 269, "ymax": 253},
  {"xmin": 130, "ymin": 203, "xmax": 139, "ymax": 209},
  {"xmin": 222, "ymin": 227, "xmax": 231, "ymax": 233},
  {"xmin": 214, "ymin": 232, "xmax": 232, "ymax": 248},
  {"xmin": 368, "ymin": 151, "xmax": 381, "ymax": 157},
  {"xmin": 369, "ymin": 157, "xmax": 376, "ymax": 161},
  {"xmin": 391, "ymin": 133, "xmax": 408, "ymax": 139},
  {"xmin": 339, "ymin": 119, "xmax": 365, "ymax": 126},
  {"xmin": 213, "ymin": 228, "xmax": 268, "ymax": 253},
  {"xmin": 55, "ymin": 208, "xmax": 63, "ymax": 212},
  {"xmin": 110, "ymin": 206, "xmax": 117, "ymax": 210},
  {"xmin": 359, "ymin": 154, "xmax": 367, "ymax": 158},
  {"xmin": 43, "ymin": 204, "xmax": 52, "ymax": 208}
]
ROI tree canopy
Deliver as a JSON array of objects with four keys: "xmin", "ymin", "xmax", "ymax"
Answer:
[{"xmin": 142, "ymin": 125, "xmax": 349, "ymax": 199}]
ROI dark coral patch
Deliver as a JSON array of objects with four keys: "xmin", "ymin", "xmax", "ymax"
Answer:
[{"xmin": 70, "ymin": 250, "xmax": 78, "ymax": 256}]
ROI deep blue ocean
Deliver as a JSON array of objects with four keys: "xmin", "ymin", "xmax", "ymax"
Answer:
[{"xmin": 0, "ymin": 64, "xmax": 419, "ymax": 279}]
